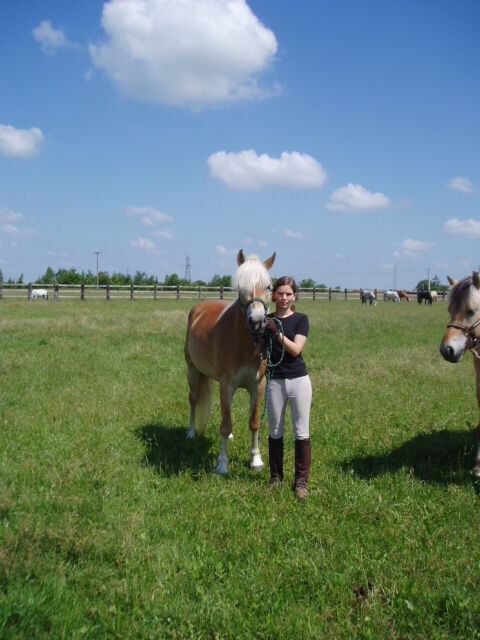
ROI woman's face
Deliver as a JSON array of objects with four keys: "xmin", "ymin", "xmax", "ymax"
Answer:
[{"xmin": 273, "ymin": 285, "xmax": 296, "ymax": 310}]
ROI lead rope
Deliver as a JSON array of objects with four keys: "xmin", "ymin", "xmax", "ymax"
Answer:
[{"xmin": 260, "ymin": 317, "xmax": 285, "ymax": 429}]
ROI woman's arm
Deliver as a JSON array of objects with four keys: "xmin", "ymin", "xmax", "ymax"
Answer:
[{"xmin": 276, "ymin": 332, "xmax": 307, "ymax": 358}]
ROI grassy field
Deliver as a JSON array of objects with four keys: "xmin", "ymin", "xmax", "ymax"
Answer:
[{"xmin": 1, "ymin": 297, "xmax": 480, "ymax": 639}]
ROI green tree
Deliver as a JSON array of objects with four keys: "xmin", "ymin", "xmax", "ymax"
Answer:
[
  {"xmin": 164, "ymin": 273, "xmax": 180, "ymax": 286},
  {"xmin": 0, "ymin": 268, "xmax": 3, "ymax": 283},
  {"xmin": 299, "ymin": 278, "xmax": 315, "ymax": 288},
  {"xmin": 209, "ymin": 274, "xmax": 232, "ymax": 287},
  {"xmin": 17, "ymin": 273, "xmax": 24, "ymax": 284}
]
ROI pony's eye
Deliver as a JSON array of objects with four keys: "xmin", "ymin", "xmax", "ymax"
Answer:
[{"xmin": 265, "ymin": 285, "xmax": 271, "ymax": 292}]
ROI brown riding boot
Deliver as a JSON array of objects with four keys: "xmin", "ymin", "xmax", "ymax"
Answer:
[
  {"xmin": 294, "ymin": 438, "xmax": 311, "ymax": 499},
  {"xmin": 269, "ymin": 436, "xmax": 284, "ymax": 487}
]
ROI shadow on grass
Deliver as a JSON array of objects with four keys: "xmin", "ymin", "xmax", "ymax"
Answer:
[
  {"xmin": 343, "ymin": 426, "xmax": 480, "ymax": 487},
  {"xmin": 136, "ymin": 424, "xmax": 216, "ymax": 476}
]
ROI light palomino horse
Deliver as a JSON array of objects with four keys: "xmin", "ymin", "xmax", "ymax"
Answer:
[
  {"xmin": 184, "ymin": 250, "xmax": 276, "ymax": 475},
  {"xmin": 30, "ymin": 288, "xmax": 49, "ymax": 300},
  {"xmin": 398, "ymin": 290, "xmax": 410, "ymax": 302},
  {"xmin": 360, "ymin": 289, "xmax": 377, "ymax": 306},
  {"xmin": 440, "ymin": 272, "xmax": 480, "ymax": 476},
  {"xmin": 384, "ymin": 290, "xmax": 400, "ymax": 303}
]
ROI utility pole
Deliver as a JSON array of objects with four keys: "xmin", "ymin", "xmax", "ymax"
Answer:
[
  {"xmin": 427, "ymin": 267, "xmax": 431, "ymax": 292},
  {"xmin": 94, "ymin": 251, "xmax": 101, "ymax": 289}
]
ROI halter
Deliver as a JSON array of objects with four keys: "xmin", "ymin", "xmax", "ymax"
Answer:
[
  {"xmin": 238, "ymin": 296, "xmax": 270, "ymax": 316},
  {"xmin": 446, "ymin": 318, "xmax": 480, "ymax": 359}
]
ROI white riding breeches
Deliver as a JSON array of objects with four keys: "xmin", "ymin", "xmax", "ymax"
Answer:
[{"xmin": 267, "ymin": 375, "xmax": 312, "ymax": 440}]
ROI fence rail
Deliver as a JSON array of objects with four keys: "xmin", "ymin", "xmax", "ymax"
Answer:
[{"xmin": 0, "ymin": 283, "xmax": 448, "ymax": 302}]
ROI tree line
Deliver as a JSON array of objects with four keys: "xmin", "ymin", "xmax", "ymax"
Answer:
[{"xmin": 0, "ymin": 266, "xmax": 449, "ymax": 291}]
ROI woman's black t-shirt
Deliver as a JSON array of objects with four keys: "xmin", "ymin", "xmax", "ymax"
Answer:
[{"xmin": 267, "ymin": 311, "xmax": 309, "ymax": 379}]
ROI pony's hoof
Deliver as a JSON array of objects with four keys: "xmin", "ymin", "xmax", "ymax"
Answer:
[
  {"xmin": 215, "ymin": 462, "xmax": 228, "ymax": 476},
  {"xmin": 228, "ymin": 433, "xmax": 234, "ymax": 441},
  {"xmin": 251, "ymin": 459, "xmax": 264, "ymax": 472},
  {"xmin": 186, "ymin": 429, "xmax": 195, "ymax": 440}
]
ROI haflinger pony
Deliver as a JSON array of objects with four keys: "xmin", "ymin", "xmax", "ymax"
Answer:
[
  {"xmin": 398, "ymin": 290, "xmax": 410, "ymax": 302},
  {"xmin": 184, "ymin": 249, "xmax": 275, "ymax": 475},
  {"xmin": 440, "ymin": 272, "xmax": 480, "ymax": 476},
  {"xmin": 360, "ymin": 289, "xmax": 377, "ymax": 306},
  {"xmin": 30, "ymin": 288, "xmax": 49, "ymax": 300},
  {"xmin": 384, "ymin": 289, "xmax": 400, "ymax": 303}
]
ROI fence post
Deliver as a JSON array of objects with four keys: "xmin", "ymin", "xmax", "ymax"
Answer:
[
  {"xmin": 313, "ymin": 287, "xmax": 316, "ymax": 301},
  {"xmin": 220, "ymin": 286, "xmax": 224, "ymax": 300},
  {"xmin": 199, "ymin": 286, "xmax": 202, "ymax": 300},
  {"xmin": 28, "ymin": 283, "xmax": 33, "ymax": 300},
  {"xmin": 54, "ymin": 284, "xmax": 59, "ymax": 301},
  {"xmin": 154, "ymin": 284, "xmax": 157, "ymax": 301},
  {"xmin": 81, "ymin": 284, "xmax": 85, "ymax": 301},
  {"xmin": 130, "ymin": 284, "xmax": 134, "ymax": 301},
  {"xmin": 328, "ymin": 287, "xmax": 332, "ymax": 301},
  {"xmin": 176, "ymin": 285, "xmax": 180, "ymax": 301},
  {"xmin": 106, "ymin": 284, "xmax": 110, "ymax": 301},
  {"xmin": 344, "ymin": 288, "xmax": 347, "ymax": 301},
  {"xmin": 374, "ymin": 288, "xmax": 378, "ymax": 300}
]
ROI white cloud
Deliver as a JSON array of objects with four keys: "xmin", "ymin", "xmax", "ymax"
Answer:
[
  {"xmin": 208, "ymin": 150, "xmax": 326, "ymax": 190},
  {"xmin": 126, "ymin": 205, "xmax": 173, "ymax": 225},
  {"xmin": 32, "ymin": 20, "xmax": 73, "ymax": 52},
  {"xmin": 444, "ymin": 217, "xmax": 480, "ymax": 237},
  {"xmin": 90, "ymin": 0, "xmax": 278, "ymax": 108},
  {"xmin": 153, "ymin": 229, "xmax": 175, "ymax": 240},
  {"xmin": 0, "ymin": 125, "xmax": 44, "ymax": 158},
  {"xmin": 448, "ymin": 176, "xmax": 475, "ymax": 194},
  {"xmin": 284, "ymin": 228, "xmax": 303, "ymax": 240},
  {"xmin": 131, "ymin": 237, "xmax": 156, "ymax": 252},
  {"xmin": 0, "ymin": 210, "xmax": 32, "ymax": 237},
  {"xmin": 327, "ymin": 183, "xmax": 390, "ymax": 212},
  {"xmin": 394, "ymin": 238, "xmax": 434, "ymax": 258},
  {"xmin": 215, "ymin": 244, "xmax": 236, "ymax": 256}
]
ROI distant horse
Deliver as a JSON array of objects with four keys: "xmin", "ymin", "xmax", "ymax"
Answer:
[
  {"xmin": 184, "ymin": 249, "xmax": 276, "ymax": 475},
  {"xmin": 430, "ymin": 290, "xmax": 438, "ymax": 302},
  {"xmin": 440, "ymin": 272, "xmax": 480, "ymax": 476},
  {"xmin": 417, "ymin": 291, "xmax": 432, "ymax": 305},
  {"xmin": 360, "ymin": 289, "xmax": 377, "ymax": 306},
  {"xmin": 398, "ymin": 290, "xmax": 410, "ymax": 302},
  {"xmin": 30, "ymin": 288, "xmax": 49, "ymax": 301},
  {"xmin": 384, "ymin": 290, "xmax": 400, "ymax": 303}
]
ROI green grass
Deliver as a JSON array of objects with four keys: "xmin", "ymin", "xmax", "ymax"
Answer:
[{"xmin": 1, "ymin": 298, "xmax": 480, "ymax": 639}]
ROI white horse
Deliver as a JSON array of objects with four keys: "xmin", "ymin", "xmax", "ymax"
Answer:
[
  {"xmin": 30, "ymin": 288, "xmax": 49, "ymax": 301},
  {"xmin": 384, "ymin": 289, "xmax": 400, "ymax": 303},
  {"xmin": 430, "ymin": 290, "xmax": 438, "ymax": 302},
  {"xmin": 361, "ymin": 289, "xmax": 377, "ymax": 306}
]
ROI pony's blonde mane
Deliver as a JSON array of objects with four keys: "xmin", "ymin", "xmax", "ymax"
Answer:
[
  {"xmin": 448, "ymin": 276, "xmax": 480, "ymax": 315},
  {"xmin": 232, "ymin": 254, "xmax": 272, "ymax": 297}
]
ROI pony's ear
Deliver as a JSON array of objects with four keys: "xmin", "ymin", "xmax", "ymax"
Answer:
[
  {"xmin": 447, "ymin": 276, "xmax": 457, "ymax": 286},
  {"xmin": 473, "ymin": 271, "xmax": 480, "ymax": 289},
  {"xmin": 263, "ymin": 251, "xmax": 276, "ymax": 270},
  {"xmin": 237, "ymin": 249, "xmax": 245, "ymax": 266}
]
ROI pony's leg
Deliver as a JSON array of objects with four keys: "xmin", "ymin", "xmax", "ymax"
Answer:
[
  {"xmin": 248, "ymin": 379, "xmax": 265, "ymax": 471},
  {"xmin": 186, "ymin": 364, "xmax": 200, "ymax": 440},
  {"xmin": 216, "ymin": 382, "xmax": 234, "ymax": 475},
  {"xmin": 473, "ymin": 357, "xmax": 480, "ymax": 477}
]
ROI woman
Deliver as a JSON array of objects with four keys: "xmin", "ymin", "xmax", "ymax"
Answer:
[{"xmin": 265, "ymin": 276, "xmax": 312, "ymax": 499}]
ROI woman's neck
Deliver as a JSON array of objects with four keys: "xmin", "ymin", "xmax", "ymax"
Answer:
[{"xmin": 274, "ymin": 308, "xmax": 294, "ymax": 318}]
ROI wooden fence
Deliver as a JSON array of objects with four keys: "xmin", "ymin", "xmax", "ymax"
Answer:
[{"xmin": 0, "ymin": 283, "xmax": 447, "ymax": 302}]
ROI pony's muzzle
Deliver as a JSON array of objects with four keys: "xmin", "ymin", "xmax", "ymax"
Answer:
[
  {"xmin": 439, "ymin": 342, "xmax": 462, "ymax": 363},
  {"xmin": 248, "ymin": 315, "xmax": 266, "ymax": 335}
]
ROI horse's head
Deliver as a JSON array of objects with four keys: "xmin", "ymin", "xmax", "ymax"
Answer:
[
  {"xmin": 234, "ymin": 249, "xmax": 276, "ymax": 335},
  {"xmin": 440, "ymin": 272, "xmax": 480, "ymax": 363}
]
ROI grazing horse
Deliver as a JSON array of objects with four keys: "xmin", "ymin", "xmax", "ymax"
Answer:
[
  {"xmin": 398, "ymin": 290, "xmax": 410, "ymax": 302},
  {"xmin": 417, "ymin": 290, "xmax": 432, "ymax": 305},
  {"xmin": 360, "ymin": 289, "xmax": 377, "ymax": 306},
  {"xmin": 30, "ymin": 288, "xmax": 49, "ymax": 300},
  {"xmin": 430, "ymin": 290, "xmax": 438, "ymax": 302},
  {"xmin": 384, "ymin": 290, "xmax": 400, "ymax": 303},
  {"xmin": 184, "ymin": 250, "xmax": 276, "ymax": 475},
  {"xmin": 440, "ymin": 272, "xmax": 480, "ymax": 476}
]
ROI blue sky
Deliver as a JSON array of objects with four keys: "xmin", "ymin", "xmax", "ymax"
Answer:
[{"xmin": 0, "ymin": 0, "xmax": 479, "ymax": 289}]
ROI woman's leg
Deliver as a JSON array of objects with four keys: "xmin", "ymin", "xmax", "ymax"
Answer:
[
  {"xmin": 286, "ymin": 376, "xmax": 312, "ymax": 499},
  {"xmin": 267, "ymin": 379, "xmax": 287, "ymax": 484}
]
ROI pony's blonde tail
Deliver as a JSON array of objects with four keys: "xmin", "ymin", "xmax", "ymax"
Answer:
[{"xmin": 195, "ymin": 374, "xmax": 212, "ymax": 433}]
